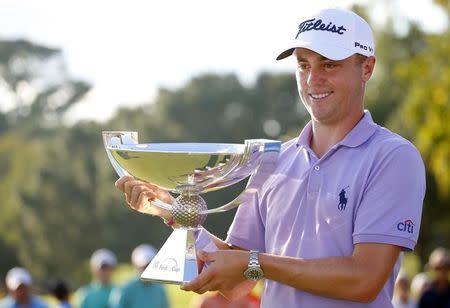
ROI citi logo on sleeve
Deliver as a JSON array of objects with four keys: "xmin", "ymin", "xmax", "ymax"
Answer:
[
  {"xmin": 397, "ymin": 219, "xmax": 415, "ymax": 234},
  {"xmin": 296, "ymin": 18, "xmax": 347, "ymax": 38}
]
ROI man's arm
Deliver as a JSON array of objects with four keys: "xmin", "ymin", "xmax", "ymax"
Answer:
[
  {"xmin": 183, "ymin": 243, "xmax": 400, "ymax": 303},
  {"xmin": 261, "ymin": 243, "xmax": 400, "ymax": 302},
  {"xmin": 194, "ymin": 229, "xmax": 258, "ymax": 300}
]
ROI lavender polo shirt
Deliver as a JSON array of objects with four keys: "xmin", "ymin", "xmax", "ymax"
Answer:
[{"xmin": 226, "ymin": 111, "xmax": 426, "ymax": 308}]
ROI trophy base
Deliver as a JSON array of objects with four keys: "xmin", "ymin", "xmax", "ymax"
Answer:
[{"xmin": 140, "ymin": 228, "xmax": 198, "ymax": 285}]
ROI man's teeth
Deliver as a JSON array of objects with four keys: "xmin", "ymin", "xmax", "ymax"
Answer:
[{"xmin": 310, "ymin": 92, "xmax": 331, "ymax": 99}]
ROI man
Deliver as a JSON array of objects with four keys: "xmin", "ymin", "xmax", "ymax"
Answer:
[
  {"xmin": 192, "ymin": 291, "xmax": 260, "ymax": 308},
  {"xmin": 109, "ymin": 244, "xmax": 169, "ymax": 308},
  {"xmin": 47, "ymin": 279, "xmax": 71, "ymax": 308},
  {"xmin": 418, "ymin": 247, "xmax": 450, "ymax": 307},
  {"xmin": 0, "ymin": 267, "xmax": 48, "ymax": 308},
  {"xmin": 392, "ymin": 272, "xmax": 415, "ymax": 308},
  {"xmin": 410, "ymin": 272, "xmax": 431, "ymax": 302},
  {"xmin": 75, "ymin": 249, "xmax": 116, "ymax": 308},
  {"xmin": 115, "ymin": 8, "xmax": 426, "ymax": 307}
]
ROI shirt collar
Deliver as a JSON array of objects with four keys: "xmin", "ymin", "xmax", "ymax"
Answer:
[
  {"xmin": 296, "ymin": 110, "xmax": 378, "ymax": 149},
  {"xmin": 296, "ymin": 121, "xmax": 313, "ymax": 149},
  {"xmin": 339, "ymin": 110, "xmax": 379, "ymax": 148}
]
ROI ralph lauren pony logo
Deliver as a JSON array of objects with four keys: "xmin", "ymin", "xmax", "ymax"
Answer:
[
  {"xmin": 296, "ymin": 18, "xmax": 347, "ymax": 39},
  {"xmin": 338, "ymin": 186, "xmax": 349, "ymax": 211}
]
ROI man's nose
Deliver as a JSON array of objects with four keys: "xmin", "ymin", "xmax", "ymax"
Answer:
[{"xmin": 306, "ymin": 67, "xmax": 325, "ymax": 85}]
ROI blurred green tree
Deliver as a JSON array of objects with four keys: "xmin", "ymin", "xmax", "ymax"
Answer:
[
  {"xmin": 386, "ymin": 0, "xmax": 450, "ymax": 260},
  {"xmin": 0, "ymin": 39, "xmax": 91, "ymax": 136}
]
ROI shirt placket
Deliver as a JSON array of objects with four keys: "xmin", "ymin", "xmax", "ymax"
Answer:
[{"xmin": 305, "ymin": 149, "xmax": 321, "ymax": 200}]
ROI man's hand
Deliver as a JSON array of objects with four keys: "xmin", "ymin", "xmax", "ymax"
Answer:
[
  {"xmin": 115, "ymin": 175, "xmax": 174, "ymax": 220},
  {"xmin": 181, "ymin": 250, "xmax": 251, "ymax": 294}
]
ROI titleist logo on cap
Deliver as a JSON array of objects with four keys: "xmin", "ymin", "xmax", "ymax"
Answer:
[{"xmin": 295, "ymin": 18, "xmax": 347, "ymax": 39}]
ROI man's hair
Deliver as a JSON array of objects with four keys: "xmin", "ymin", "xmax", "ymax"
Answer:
[
  {"xmin": 48, "ymin": 280, "xmax": 70, "ymax": 301},
  {"xmin": 355, "ymin": 54, "xmax": 368, "ymax": 65}
]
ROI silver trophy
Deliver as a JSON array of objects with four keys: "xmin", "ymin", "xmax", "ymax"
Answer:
[{"xmin": 102, "ymin": 131, "xmax": 280, "ymax": 284}]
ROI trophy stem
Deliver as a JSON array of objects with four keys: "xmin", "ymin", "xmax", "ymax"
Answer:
[
  {"xmin": 172, "ymin": 191, "xmax": 208, "ymax": 228},
  {"xmin": 140, "ymin": 228, "xmax": 199, "ymax": 284}
]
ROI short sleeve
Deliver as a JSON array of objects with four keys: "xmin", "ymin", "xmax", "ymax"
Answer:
[
  {"xmin": 353, "ymin": 144, "xmax": 426, "ymax": 251},
  {"xmin": 109, "ymin": 286, "xmax": 125, "ymax": 308},
  {"xmin": 226, "ymin": 173, "xmax": 267, "ymax": 252},
  {"xmin": 74, "ymin": 287, "xmax": 88, "ymax": 308}
]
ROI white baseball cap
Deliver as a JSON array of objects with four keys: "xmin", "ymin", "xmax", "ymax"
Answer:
[
  {"xmin": 6, "ymin": 267, "xmax": 32, "ymax": 290},
  {"xmin": 90, "ymin": 249, "xmax": 117, "ymax": 270},
  {"xmin": 277, "ymin": 8, "xmax": 375, "ymax": 61},
  {"xmin": 131, "ymin": 244, "xmax": 157, "ymax": 268}
]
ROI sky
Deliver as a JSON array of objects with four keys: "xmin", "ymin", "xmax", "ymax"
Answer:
[{"xmin": 0, "ymin": 0, "xmax": 447, "ymax": 123}]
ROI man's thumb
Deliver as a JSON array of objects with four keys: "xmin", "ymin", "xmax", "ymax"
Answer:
[{"xmin": 197, "ymin": 250, "xmax": 214, "ymax": 262}]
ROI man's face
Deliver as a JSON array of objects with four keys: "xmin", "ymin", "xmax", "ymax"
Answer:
[
  {"xmin": 10, "ymin": 284, "xmax": 30, "ymax": 304},
  {"xmin": 94, "ymin": 264, "xmax": 114, "ymax": 284},
  {"xmin": 294, "ymin": 48, "xmax": 374, "ymax": 126},
  {"xmin": 431, "ymin": 262, "xmax": 450, "ymax": 281}
]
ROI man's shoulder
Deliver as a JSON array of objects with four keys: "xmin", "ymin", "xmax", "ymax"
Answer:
[
  {"xmin": 368, "ymin": 126, "xmax": 422, "ymax": 158},
  {"xmin": 278, "ymin": 138, "xmax": 299, "ymax": 156},
  {"xmin": 371, "ymin": 126, "xmax": 413, "ymax": 146},
  {"xmin": 363, "ymin": 126, "xmax": 426, "ymax": 182},
  {"xmin": 74, "ymin": 283, "xmax": 98, "ymax": 301},
  {"xmin": 121, "ymin": 278, "xmax": 141, "ymax": 291},
  {"xmin": 419, "ymin": 287, "xmax": 443, "ymax": 304},
  {"xmin": 31, "ymin": 296, "xmax": 49, "ymax": 308},
  {"xmin": 114, "ymin": 279, "xmax": 166, "ymax": 303},
  {"xmin": 76, "ymin": 284, "xmax": 91, "ymax": 295},
  {"xmin": 0, "ymin": 296, "xmax": 13, "ymax": 308}
]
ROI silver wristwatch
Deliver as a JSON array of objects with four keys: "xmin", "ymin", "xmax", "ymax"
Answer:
[{"xmin": 243, "ymin": 250, "xmax": 264, "ymax": 281}]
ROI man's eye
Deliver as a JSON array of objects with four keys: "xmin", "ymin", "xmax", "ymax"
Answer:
[
  {"xmin": 297, "ymin": 63, "xmax": 309, "ymax": 70},
  {"xmin": 325, "ymin": 63, "xmax": 337, "ymax": 69}
]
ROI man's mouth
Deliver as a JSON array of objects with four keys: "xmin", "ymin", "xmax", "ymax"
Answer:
[{"xmin": 308, "ymin": 91, "xmax": 333, "ymax": 100}]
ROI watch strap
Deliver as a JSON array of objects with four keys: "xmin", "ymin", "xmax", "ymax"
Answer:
[{"xmin": 248, "ymin": 250, "xmax": 260, "ymax": 267}]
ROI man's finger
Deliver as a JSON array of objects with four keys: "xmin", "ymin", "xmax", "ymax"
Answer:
[
  {"xmin": 194, "ymin": 281, "xmax": 218, "ymax": 294},
  {"xmin": 197, "ymin": 250, "xmax": 215, "ymax": 263},
  {"xmin": 180, "ymin": 268, "xmax": 213, "ymax": 292},
  {"xmin": 123, "ymin": 180, "xmax": 143, "ymax": 200},
  {"xmin": 197, "ymin": 258, "xmax": 205, "ymax": 274},
  {"xmin": 130, "ymin": 185, "xmax": 149, "ymax": 207},
  {"xmin": 132, "ymin": 190, "xmax": 156, "ymax": 213},
  {"xmin": 114, "ymin": 175, "xmax": 134, "ymax": 192}
]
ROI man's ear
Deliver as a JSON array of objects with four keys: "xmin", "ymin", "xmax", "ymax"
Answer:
[{"xmin": 362, "ymin": 56, "xmax": 376, "ymax": 82}]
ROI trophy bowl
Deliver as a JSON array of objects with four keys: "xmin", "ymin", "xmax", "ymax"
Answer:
[{"xmin": 103, "ymin": 131, "xmax": 280, "ymax": 284}]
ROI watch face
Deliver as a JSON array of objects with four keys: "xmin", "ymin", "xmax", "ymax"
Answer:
[{"xmin": 244, "ymin": 266, "xmax": 264, "ymax": 281}]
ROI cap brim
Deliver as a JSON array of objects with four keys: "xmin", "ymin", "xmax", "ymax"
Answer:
[
  {"xmin": 276, "ymin": 48, "xmax": 296, "ymax": 60},
  {"xmin": 276, "ymin": 41, "xmax": 355, "ymax": 61},
  {"xmin": 7, "ymin": 280, "xmax": 31, "ymax": 290}
]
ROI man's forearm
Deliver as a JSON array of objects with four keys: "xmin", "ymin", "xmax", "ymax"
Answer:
[
  {"xmin": 259, "ymin": 243, "xmax": 400, "ymax": 303},
  {"xmin": 198, "ymin": 228, "xmax": 243, "ymax": 251},
  {"xmin": 195, "ymin": 229, "xmax": 255, "ymax": 300}
]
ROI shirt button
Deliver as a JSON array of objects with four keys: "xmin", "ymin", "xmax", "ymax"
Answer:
[{"xmin": 314, "ymin": 166, "xmax": 320, "ymax": 171}]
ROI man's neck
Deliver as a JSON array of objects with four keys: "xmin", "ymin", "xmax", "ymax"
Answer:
[
  {"xmin": 310, "ymin": 111, "xmax": 364, "ymax": 158},
  {"xmin": 15, "ymin": 296, "xmax": 31, "ymax": 305},
  {"xmin": 435, "ymin": 278, "xmax": 450, "ymax": 292}
]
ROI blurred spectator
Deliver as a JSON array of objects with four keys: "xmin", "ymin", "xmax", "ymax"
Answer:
[
  {"xmin": 191, "ymin": 291, "xmax": 259, "ymax": 308},
  {"xmin": 109, "ymin": 244, "xmax": 169, "ymax": 308},
  {"xmin": 418, "ymin": 247, "xmax": 450, "ymax": 308},
  {"xmin": 0, "ymin": 267, "xmax": 48, "ymax": 308},
  {"xmin": 74, "ymin": 249, "xmax": 117, "ymax": 308},
  {"xmin": 410, "ymin": 272, "xmax": 431, "ymax": 301},
  {"xmin": 392, "ymin": 272, "xmax": 415, "ymax": 308},
  {"xmin": 47, "ymin": 279, "xmax": 71, "ymax": 308}
]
